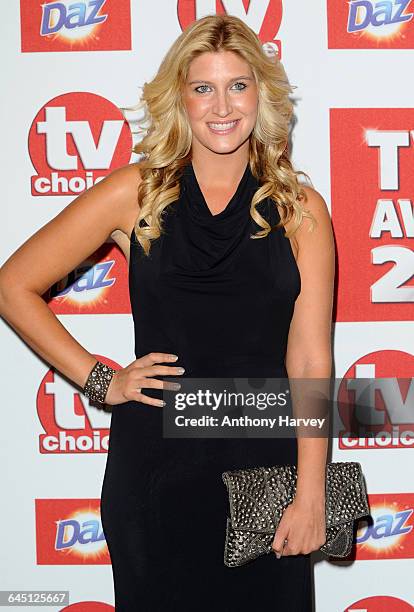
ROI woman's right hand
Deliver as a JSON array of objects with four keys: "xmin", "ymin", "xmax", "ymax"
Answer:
[{"xmin": 104, "ymin": 352, "xmax": 185, "ymax": 407}]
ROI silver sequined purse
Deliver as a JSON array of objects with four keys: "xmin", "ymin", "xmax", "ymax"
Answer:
[{"xmin": 222, "ymin": 461, "xmax": 370, "ymax": 567}]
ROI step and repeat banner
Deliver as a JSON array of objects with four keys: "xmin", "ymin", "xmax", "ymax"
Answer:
[{"xmin": 0, "ymin": 1, "xmax": 413, "ymax": 611}]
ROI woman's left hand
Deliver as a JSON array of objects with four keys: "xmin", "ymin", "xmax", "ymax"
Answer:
[{"xmin": 271, "ymin": 495, "xmax": 326, "ymax": 558}]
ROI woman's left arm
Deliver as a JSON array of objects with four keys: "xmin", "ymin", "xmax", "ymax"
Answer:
[{"xmin": 272, "ymin": 185, "xmax": 335, "ymax": 557}]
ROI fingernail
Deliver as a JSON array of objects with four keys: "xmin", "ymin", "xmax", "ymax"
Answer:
[
  {"xmin": 170, "ymin": 354, "xmax": 178, "ymax": 360},
  {"xmin": 276, "ymin": 553, "xmax": 281, "ymax": 559},
  {"xmin": 177, "ymin": 367, "xmax": 185, "ymax": 374}
]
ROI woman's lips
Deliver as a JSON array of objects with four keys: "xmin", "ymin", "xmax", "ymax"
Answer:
[{"xmin": 206, "ymin": 119, "xmax": 240, "ymax": 135}]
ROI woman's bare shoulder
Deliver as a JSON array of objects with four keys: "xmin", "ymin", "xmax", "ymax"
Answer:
[
  {"xmin": 289, "ymin": 185, "xmax": 331, "ymax": 233},
  {"xmin": 300, "ymin": 185, "xmax": 330, "ymax": 215},
  {"xmin": 107, "ymin": 162, "xmax": 142, "ymax": 258},
  {"xmin": 281, "ymin": 185, "xmax": 332, "ymax": 259},
  {"xmin": 108, "ymin": 162, "xmax": 143, "ymax": 237},
  {"xmin": 295, "ymin": 185, "xmax": 334, "ymax": 257}
]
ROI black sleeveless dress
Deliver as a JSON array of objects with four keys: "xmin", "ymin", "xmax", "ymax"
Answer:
[{"xmin": 100, "ymin": 161, "xmax": 313, "ymax": 611}]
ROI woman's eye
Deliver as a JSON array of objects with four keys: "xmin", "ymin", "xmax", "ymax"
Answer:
[
  {"xmin": 233, "ymin": 81, "xmax": 247, "ymax": 91},
  {"xmin": 195, "ymin": 84, "xmax": 211, "ymax": 94}
]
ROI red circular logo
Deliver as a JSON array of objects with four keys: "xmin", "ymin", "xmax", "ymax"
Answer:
[
  {"xmin": 346, "ymin": 595, "xmax": 413, "ymax": 611},
  {"xmin": 337, "ymin": 350, "xmax": 414, "ymax": 449},
  {"xmin": 29, "ymin": 92, "xmax": 132, "ymax": 196},
  {"xmin": 61, "ymin": 603, "xmax": 114, "ymax": 611},
  {"xmin": 177, "ymin": 0, "xmax": 283, "ymax": 45}
]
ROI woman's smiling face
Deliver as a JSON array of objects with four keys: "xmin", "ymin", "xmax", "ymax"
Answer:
[{"xmin": 182, "ymin": 50, "xmax": 259, "ymax": 156}]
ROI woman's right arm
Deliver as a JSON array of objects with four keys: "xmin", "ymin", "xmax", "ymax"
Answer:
[{"xmin": 0, "ymin": 162, "xmax": 142, "ymax": 391}]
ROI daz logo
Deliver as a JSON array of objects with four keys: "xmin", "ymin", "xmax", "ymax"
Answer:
[
  {"xmin": 45, "ymin": 242, "xmax": 131, "ymax": 315},
  {"xmin": 328, "ymin": 0, "xmax": 414, "ymax": 48},
  {"xmin": 178, "ymin": 0, "xmax": 283, "ymax": 57},
  {"xmin": 355, "ymin": 494, "xmax": 414, "ymax": 560},
  {"xmin": 35, "ymin": 499, "xmax": 110, "ymax": 564},
  {"xmin": 20, "ymin": 0, "xmax": 131, "ymax": 53},
  {"xmin": 37, "ymin": 357, "xmax": 120, "ymax": 454},
  {"xmin": 29, "ymin": 92, "xmax": 132, "ymax": 196}
]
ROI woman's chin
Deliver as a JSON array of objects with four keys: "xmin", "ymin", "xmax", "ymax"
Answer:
[{"xmin": 204, "ymin": 139, "xmax": 249, "ymax": 155}]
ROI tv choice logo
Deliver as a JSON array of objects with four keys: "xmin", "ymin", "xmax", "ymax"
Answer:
[
  {"xmin": 20, "ymin": 0, "xmax": 131, "ymax": 53},
  {"xmin": 178, "ymin": 0, "xmax": 283, "ymax": 57},
  {"xmin": 345, "ymin": 595, "xmax": 414, "ymax": 610},
  {"xmin": 35, "ymin": 499, "xmax": 110, "ymax": 564},
  {"xmin": 29, "ymin": 92, "xmax": 132, "ymax": 196},
  {"xmin": 355, "ymin": 494, "xmax": 414, "ymax": 560},
  {"xmin": 37, "ymin": 356, "xmax": 120, "ymax": 454},
  {"xmin": 45, "ymin": 242, "xmax": 131, "ymax": 315},
  {"xmin": 337, "ymin": 351, "xmax": 414, "ymax": 450},
  {"xmin": 330, "ymin": 109, "xmax": 414, "ymax": 322},
  {"xmin": 328, "ymin": 0, "xmax": 414, "ymax": 48}
]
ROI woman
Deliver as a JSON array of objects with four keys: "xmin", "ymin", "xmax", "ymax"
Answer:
[{"xmin": 0, "ymin": 14, "xmax": 334, "ymax": 612}]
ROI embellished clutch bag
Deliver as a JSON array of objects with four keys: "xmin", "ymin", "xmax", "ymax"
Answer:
[{"xmin": 222, "ymin": 461, "xmax": 370, "ymax": 567}]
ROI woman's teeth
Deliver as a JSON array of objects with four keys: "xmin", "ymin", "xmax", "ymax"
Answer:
[{"xmin": 207, "ymin": 119, "xmax": 239, "ymax": 132}]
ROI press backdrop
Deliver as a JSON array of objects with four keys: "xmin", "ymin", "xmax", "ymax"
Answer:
[{"xmin": 1, "ymin": 2, "xmax": 413, "ymax": 611}]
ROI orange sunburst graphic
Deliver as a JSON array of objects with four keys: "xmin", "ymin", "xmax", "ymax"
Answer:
[
  {"xmin": 51, "ymin": 259, "xmax": 115, "ymax": 312},
  {"xmin": 54, "ymin": 506, "xmax": 108, "ymax": 562},
  {"xmin": 53, "ymin": 289, "xmax": 111, "ymax": 311},
  {"xmin": 347, "ymin": 0, "xmax": 414, "ymax": 45},
  {"xmin": 355, "ymin": 496, "xmax": 414, "ymax": 560},
  {"xmin": 40, "ymin": 0, "xmax": 107, "ymax": 47}
]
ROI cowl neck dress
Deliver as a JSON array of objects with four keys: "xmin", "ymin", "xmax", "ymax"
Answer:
[{"xmin": 100, "ymin": 160, "xmax": 312, "ymax": 611}]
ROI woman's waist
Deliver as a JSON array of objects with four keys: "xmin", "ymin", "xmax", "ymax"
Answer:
[{"xmin": 134, "ymin": 349, "xmax": 287, "ymax": 378}]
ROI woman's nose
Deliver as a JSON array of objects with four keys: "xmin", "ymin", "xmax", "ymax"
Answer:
[{"xmin": 212, "ymin": 90, "xmax": 232, "ymax": 116}]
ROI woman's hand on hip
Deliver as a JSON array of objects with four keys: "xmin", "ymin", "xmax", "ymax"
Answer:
[{"xmin": 104, "ymin": 352, "xmax": 184, "ymax": 407}]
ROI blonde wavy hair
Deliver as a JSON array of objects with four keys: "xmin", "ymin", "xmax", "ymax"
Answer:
[{"xmin": 129, "ymin": 14, "xmax": 315, "ymax": 256}]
